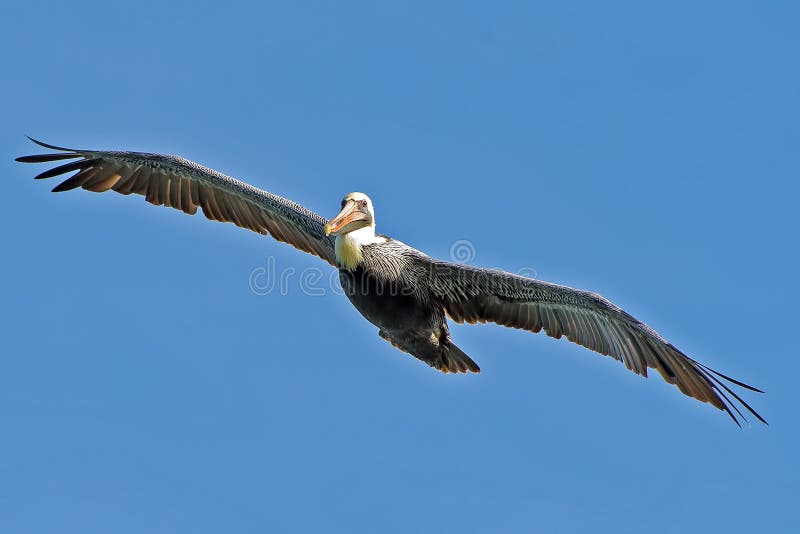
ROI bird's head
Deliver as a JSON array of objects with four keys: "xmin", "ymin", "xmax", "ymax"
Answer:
[{"xmin": 325, "ymin": 192, "xmax": 375, "ymax": 237}]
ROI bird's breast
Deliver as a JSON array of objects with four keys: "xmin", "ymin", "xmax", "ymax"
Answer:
[{"xmin": 339, "ymin": 266, "xmax": 431, "ymax": 332}]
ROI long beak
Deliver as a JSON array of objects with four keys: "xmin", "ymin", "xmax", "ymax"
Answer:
[{"xmin": 325, "ymin": 201, "xmax": 367, "ymax": 236}]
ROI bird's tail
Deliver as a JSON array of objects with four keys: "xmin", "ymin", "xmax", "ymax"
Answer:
[
  {"xmin": 378, "ymin": 330, "xmax": 481, "ymax": 374},
  {"xmin": 440, "ymin": 339, "xmax": 481, "ymax": 374}
]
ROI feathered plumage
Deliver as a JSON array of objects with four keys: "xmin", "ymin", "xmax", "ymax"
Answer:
[{"xmin": 17, "ymin": 138, "xmax": 766, "ymax": 426}]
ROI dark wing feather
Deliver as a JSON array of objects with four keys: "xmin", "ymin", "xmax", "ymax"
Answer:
[
  {"xmin": 17, "ymin": 138, "xmax": 336, "ymax": 266},
  {"xmin": 416, "ymin": 257, "xmax": 765, "ymax": 425}
]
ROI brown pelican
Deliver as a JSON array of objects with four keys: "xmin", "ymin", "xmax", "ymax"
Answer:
[{"xmin": 17, "ymin": 138, "xmax": 766, "ymax": 425}]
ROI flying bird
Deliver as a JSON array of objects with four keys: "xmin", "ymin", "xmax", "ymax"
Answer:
[{"xmin": 17, "ymin": 138, "xmax": 766, "ymax": 425}]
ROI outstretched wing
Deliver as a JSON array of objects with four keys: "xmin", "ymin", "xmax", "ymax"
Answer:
[
  {"xmin": 415, "ymin": 256, "xmax": 765, "ymax": 425},
  {"xmin": 17, "ymin": 138, "xmax": 336, "ymax": 265}
]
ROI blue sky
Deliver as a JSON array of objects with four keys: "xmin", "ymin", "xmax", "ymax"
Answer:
[{"xmin": 1, "ymin": 1, "xmax": 797, "ymax": 532}]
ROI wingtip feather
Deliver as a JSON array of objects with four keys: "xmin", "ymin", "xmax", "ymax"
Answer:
[{"xmin": 25, "ymin": 136, "xmax": 77, "ymax": 152}]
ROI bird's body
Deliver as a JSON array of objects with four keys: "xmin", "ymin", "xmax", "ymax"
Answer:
[
  {"xmin": 338, "ymin": 235, "xmax": 480, "ymax": 372},
  {"xmin": 17, "ymin": 138, "xmax": 766, "ymax": 425}
]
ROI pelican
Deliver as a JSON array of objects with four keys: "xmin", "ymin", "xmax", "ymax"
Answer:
[{"xmin": 17, "ymin": 138, "xmax": 766, "ymax": 425}]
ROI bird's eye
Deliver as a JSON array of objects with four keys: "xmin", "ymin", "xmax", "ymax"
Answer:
[
  {"xmin": 360, "ymin": 200, "xmax": 368, "ymax": 208},
  {"xmin": 341, "ymin": 200, "xmax": 347, "ymax": 208}
]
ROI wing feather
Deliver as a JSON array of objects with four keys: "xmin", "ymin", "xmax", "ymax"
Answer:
[
  {"xmin": 17, "ymin": 138, "xmax": 336, "ymax": 265},
  {"xmin": 51, "ymin": 167, "xmax": 100, "ymax": 192},
  {"xmin": 34, "ymin": 158, "xmax": 98, "ymax": 180}
]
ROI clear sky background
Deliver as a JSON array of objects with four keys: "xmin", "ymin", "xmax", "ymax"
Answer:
[{"xmin": 1, "ymin": 1, "xmax": 797, "ymax": 532}]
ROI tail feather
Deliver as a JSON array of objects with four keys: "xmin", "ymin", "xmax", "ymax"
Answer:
[
  {"xmin": 440, "ymin": 340, "xmax": 481, "ymax": 374},
  {"xmin": 378, "ymin": 330, "xmax": 480, "ymax": 374}
]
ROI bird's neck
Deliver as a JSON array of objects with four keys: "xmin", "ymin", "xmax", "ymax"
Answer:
[{"xmin": 335, "ymin": 226, "xmax": 382, "ymax": 270}]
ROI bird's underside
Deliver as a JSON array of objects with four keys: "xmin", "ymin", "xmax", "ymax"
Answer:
[
  {"xmin": 338, "ymin": 264, "xmax": 480, "ymax": 373},
  {"xmin": 17, "ymin": 138, "xmax": 767, "ymax": 425}
]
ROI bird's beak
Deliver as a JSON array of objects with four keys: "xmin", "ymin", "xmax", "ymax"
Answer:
[{"xmin": 325, "ymin": 200, "xmax": 369, "ymax": 236}]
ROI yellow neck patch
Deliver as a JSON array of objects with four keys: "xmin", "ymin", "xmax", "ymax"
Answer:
[{"xmin": 335, "ymin": 234, "xmax": 364, "ymax": 270}]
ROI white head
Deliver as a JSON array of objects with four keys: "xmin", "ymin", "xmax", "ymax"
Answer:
[
  {"xmin": 325, "ymin": 192, "xmax": 383, "ymax": 269},
  {"xmin": 324, "ymin": 192, "xmax": 376, "ymax": 237}
]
